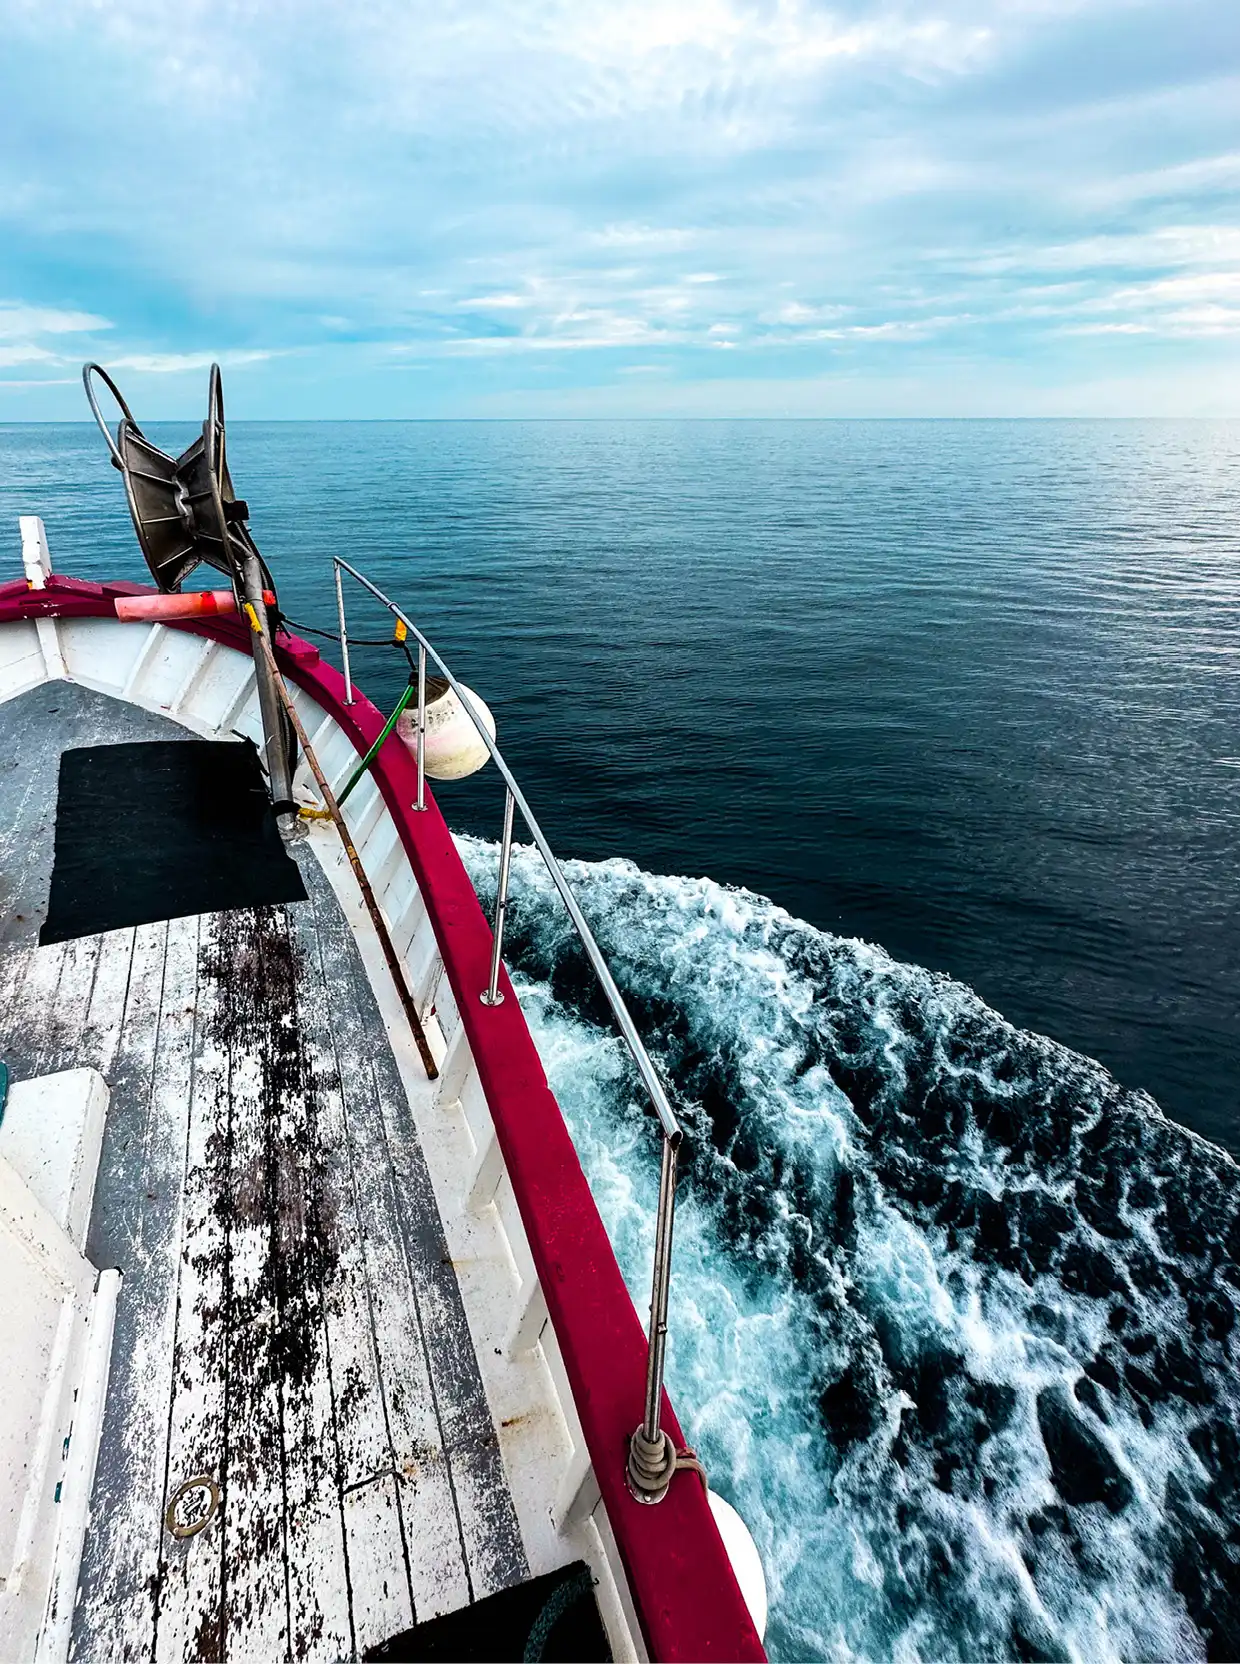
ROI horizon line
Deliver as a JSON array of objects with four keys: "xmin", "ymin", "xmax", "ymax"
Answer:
[{"xmin": 3, "ymin": 413, "xmax": 1239, "ymax": 426}]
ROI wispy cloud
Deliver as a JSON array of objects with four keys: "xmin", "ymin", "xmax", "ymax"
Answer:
[
  {"xmin": 589, "ymin": 226, "xmax": 701, "ymax": 251},
  {"xmin": 0, "ymin": 306, "xmax": 272, "ymax": 387},
  {"xmin": 1071, "ymin": 151, "xmax": 1240, "ymax": 210},
  {"xmin": 105, "ymin": 349, "xmax": 276, "ymax": 374},
  {"xmin": 0, "ymin": 0, "xmax": 1237, "ymax": 414},
  {"xmin": 959, "ymin": 225, "xmax": 1240, "ymax": 277},
  {"xmin": 453, "ymin": 293, "xmax": 533, "ymax": 310},
  {"xmin": 0, "ymin": 303, "xmax": 110, "ymax": 338},
  {"xmin": 0, "ymin": 344, "xmax": 55, "ymax": 368},
  {"xmin": 0, "ymin": 301, "xmax": 112, "ymax": 386}
]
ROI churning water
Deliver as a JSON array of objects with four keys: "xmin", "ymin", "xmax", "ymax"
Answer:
[
  {"xmin": 3, "ymin": 416, "xmax": 1239, "ymax": 1658},
  {"xmin": 460, "ymin": 837, "xmax": 1239, "ymax": 1662}
]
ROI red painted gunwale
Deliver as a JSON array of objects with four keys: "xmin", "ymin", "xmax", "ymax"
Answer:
[{"xmin": 0, "ymin": 575, "xmax": 766, "ymax": 1664}]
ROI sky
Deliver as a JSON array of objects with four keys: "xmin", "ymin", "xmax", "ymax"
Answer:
[{"xmin": 0, "ymin": 0, "xmax": 1237, "ymax": 420}]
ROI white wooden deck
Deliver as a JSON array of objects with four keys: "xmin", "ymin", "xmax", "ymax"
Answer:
[{"xmin": 0, "ymin": 681, "xmax": 527, "ymax": 1662}]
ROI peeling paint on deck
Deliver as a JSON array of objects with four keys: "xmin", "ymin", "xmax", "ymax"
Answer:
[{"xmin": 0, "ymin": 682, "xmax": 526, "ymax": 1664}]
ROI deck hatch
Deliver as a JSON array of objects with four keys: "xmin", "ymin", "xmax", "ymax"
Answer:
[{"xmin": 40, "ymin": 738, "xmax": 307, "ymax": 944}]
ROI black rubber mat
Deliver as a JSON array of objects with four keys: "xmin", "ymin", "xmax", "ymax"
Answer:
[
  {"xmin": 365, "ymin": 1561, "xmax": 611, "ymax": 1663},
  {"xmin": 40, "ymin": 739, "xmax": 307, "ymax": 944}
]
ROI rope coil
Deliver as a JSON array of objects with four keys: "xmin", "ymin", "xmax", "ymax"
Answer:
[
  {"xmin": 523, "ymin": 1567, "xmax": 595, "ymax": 1663},
  {"xmin": 626, "ymin": 1426, "xmax": 708, "ymax": 1505}
]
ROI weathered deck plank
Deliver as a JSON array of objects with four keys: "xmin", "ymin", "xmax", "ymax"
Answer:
[
  {"xmin": 0, "ymin": 681, "xmax": 528, "ymax": 1662},
  {"xmin": 286, "ymin": 884, "xmax": 404, "ymax": 1659},
  {"xmin": 0, "ymin": 939, "xmax": 34, "ymax": 1062},
  {"xmin": 272, "ymin": 920, "xmax": 357, "ymax": 1664},
  {"xmin": 73, "ymin": 918, "xmax": 184, "ymax": 1661},
  {"xmin": 215, "ymin": 911, "xmax": 293, "ymax": 1662},
  {"xmin": 305, "ymin": 871, "xmax": 528, "ymax": 1610},
  {"xmin": 82, "ymin": 925, "xmax": 137, "ymax": 1081},
  {"xmin": 298, "ymin": 881, "xmax": 475, "ymax": 1627},
  {"xmin": 153, "ymin": 912, "xmax": 226, "ymax": 1664},
  {"xmin": 15, "ymin": 940, "xmax": 70, "ymax": 1077}
]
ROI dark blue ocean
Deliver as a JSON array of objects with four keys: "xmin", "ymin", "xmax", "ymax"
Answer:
[{"xmin": 3, "ymin": 419, "xmax": 1239, "ymax": 1661}]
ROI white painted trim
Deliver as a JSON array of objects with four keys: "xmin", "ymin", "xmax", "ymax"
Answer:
[
  {"xmin": 38, "ymin": 1269, "xmax": 120, "ymax": 1664},
  {"xmin": 168, "ymin": 638, "xmax": 221, "ymax": 717},
  {"xmin": 119, "ymin": 622, "xmax": 166, "ymax": 700},
  {"xmin": 465, "ymin": 1126, "xmax": 503, "ymax": 1213},
  {"xmin": 0, "ymin": 1070, "xmax": 110, "ymax": 1253},
  {"xmin": 504, "ymin": 1281, "xmax": 549, "ymax": 1360},
  {"xmin": 16, "ymin": 518, "xmax": 64, "ymax": 677},
  {"xmin": 218, "ymin": 666, "xmax": 260, "ymax": 734},
  {"xmin": 37, "ymin": 619, "xmax": 67, "ymax": 681},
  {"xmin": 20, "ymin": 517, "xmax": 52, "ymax": 589},
  {"xmin": 552, "ymin": 1437, "xmax": 599, "ymax": 1535},
  {"xmin": 0, "ymin": 1156, "xmax": 98, "ymax": 1664},
  {"xmin": 433, "ymin": 1025, "xmax": 471, "ymax": 1114}
]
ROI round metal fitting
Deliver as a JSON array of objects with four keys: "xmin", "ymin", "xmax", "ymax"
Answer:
[
  {"xmin": 625, "ymin": 1427, "xmax": 673, "ymax": 1505},
  {"xmin": 164, "ymin": 1475, "xmax": 220, "ymax": 1539}
]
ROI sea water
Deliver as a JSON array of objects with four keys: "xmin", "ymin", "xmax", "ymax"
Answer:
[
  {"xmin": 2, "ymin": 417, "xmax": 1238, "ymax": 1658},
  {"xmin": 459, "ymin": 837, "xmax": 1238, "ymax": 1662}
]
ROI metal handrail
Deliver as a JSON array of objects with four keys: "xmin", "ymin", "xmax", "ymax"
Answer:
[{"xmin": 330, "ymin": 556, "xmax": 687, "ymax": 1502}]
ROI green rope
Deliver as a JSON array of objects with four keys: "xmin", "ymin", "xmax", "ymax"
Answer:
[
  {"xmin": 337, "ymin": 680, "xmax": 417, "ymax": 807},
  {"xmin": 524, "ymin": 1568, "xmax": 594, "ymax": 1663}
]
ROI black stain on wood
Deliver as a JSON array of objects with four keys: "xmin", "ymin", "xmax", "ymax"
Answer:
[
  {"xmin": 202, "ymin": 904, "xmax": 338, "ymax": 1399},
  {"xmin": 156, "ymin": 903, "xmax": 344, "ymax": 1661},
  {"xmin": 73, "ymin": 842, "xmax": 526, "ymax": 1659}
]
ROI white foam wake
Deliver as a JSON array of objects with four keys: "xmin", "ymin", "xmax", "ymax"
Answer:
[{"xmin": 457, "ymin": 836, "xmax": 1239, "ymax": 1664}]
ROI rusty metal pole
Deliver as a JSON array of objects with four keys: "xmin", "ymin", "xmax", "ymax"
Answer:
[{"xmin": 243, "ymin": 602, "xmax": 439, "ymax": 1081}]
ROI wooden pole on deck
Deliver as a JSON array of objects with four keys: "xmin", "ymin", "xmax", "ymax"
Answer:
[{"xmin": 243, "ymin": 603, "xmax": 440, "ymax": 1081}]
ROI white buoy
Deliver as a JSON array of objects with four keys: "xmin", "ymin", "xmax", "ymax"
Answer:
[
  {"xmin": 396, "ymin": 678, "xmax": 496, "ymax": 780},
  {"xmin": 708, "ymin": 1491, "xmax": 768, "ymax": 1641}
]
